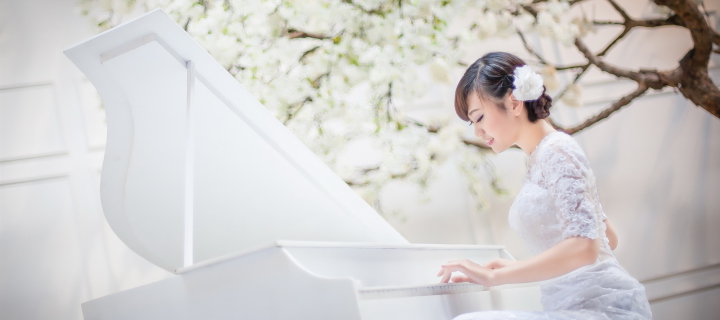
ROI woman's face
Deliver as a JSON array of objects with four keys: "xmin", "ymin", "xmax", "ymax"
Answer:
[{"xmin": 466, "ymin": 91, "xmax": 523, "ymax": 153}]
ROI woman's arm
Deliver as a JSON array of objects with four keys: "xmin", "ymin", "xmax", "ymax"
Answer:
[
  {"xmin": 439, "ymin": 236, "xmax": 600, "ymax": 286},
  {"xmin": 605, "ymin": 218, "xmax": 618, "ymax": 250}
]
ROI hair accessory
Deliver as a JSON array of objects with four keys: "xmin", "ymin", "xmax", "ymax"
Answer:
[{"xmin": 512, "ymin": 65, "xmax": 544, "ymax": 101}]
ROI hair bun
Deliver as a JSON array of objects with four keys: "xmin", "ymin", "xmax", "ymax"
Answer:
[{"xmin": 524, "ymin": 86, "xmax": 552, "ymax": 122}]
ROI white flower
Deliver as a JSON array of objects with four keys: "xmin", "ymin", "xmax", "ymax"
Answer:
[
  {"xmin": 540, "ymin": 65, "xmax": 560, "ymax": 91},
  {"xmin": 536, "ymin": 11, "xmax": 557, "ymax": 38},
  {"xmin": 572, "ymin": 16, "xmax": 595, "ymax": 37},
  {"xmin": 512, "ymin": 65, "xmax": 544, "ymax": 101},
  {"xmin": 513, "ymin": 13, "xmax": 536, "ymax": 32},
  {"xmin": 561, "ymin": 83, "xmax": 583, "ymax": 107},
  {"xmin": 555, "ymin": 23, "xmax": 579, "ymax": 47},
  {"xmin": 546, "ymin": 0, "xmax": 570, "ymax": 17},
  {"xmin": 486, "ymin": 0, "xmax": 509, "ymax": 11},
  {"xmin": 429, "ymin": 57, "xmax": 451, "ymax": 84},
  {"xmin": 477, "ymin": 11, "xmax": 498, "ymax": 39},
  {"xmin": 496, "ymin": 10, "xmax": 515, "ymax": 37}
]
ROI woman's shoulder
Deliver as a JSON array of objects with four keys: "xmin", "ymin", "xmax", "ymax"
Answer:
[
  {"xmin": 537, "ymin": 131, "xmax": 591, "ymax": 173},
  {"xmin": 537, "ymin": 131, "xmax": 583, "ymax": 157}
]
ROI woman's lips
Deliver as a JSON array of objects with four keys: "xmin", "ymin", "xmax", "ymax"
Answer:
[{"xmin": 488, "ymin": 138, "xmax": 494, "ymax": 146}]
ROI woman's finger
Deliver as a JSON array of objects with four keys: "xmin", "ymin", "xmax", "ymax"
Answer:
[
  {"xmin": 442, "ymin": 259, "xmax": 471, "ymax": 267},
  {"xmin": 440, "ymin": 264, "xmax": 466, "ymax": 273},
  {"xmin": 451, "ymin": 275, "xmax": 472, "ymax": 283},
  {"xmin": 440, "ymin": 269, "xmax": 452, "ymax": 283}
]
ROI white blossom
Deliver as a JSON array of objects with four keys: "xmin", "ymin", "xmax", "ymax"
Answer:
[
  {"xmin": 572, "ymin": 16, "xmax": 595, "ymax": 37},
  {"xmin": 561, "ymin": 83, "xmax": 583, "ymax": 107},
  {"xmin": 513, "ymin": 13, "xmax": 536, "ymax": 32},
  {"xmin": 429, "ymin": 57, "xmax": 451, "ymax": 84},
  {"xmin": 477, "ymin": 11, "xmax": 498, "ymax": 39},
  {"xmin": 541, "ymin": 65, "xmax": 560, "ymax": 91},
  {"xmin": 545, "ymin": 0, "xmax": 570, "ymax": 17},
  {"xmin": 495, "ymin": 10, "xmax": 515, "ymax": 37},
  {"xmin": 486, "ymin": 0, "xmax": 509, "ymax": 11},
  {"xmin": 536, "ymin": 11, "xmax": 557, "ymax": 38}
]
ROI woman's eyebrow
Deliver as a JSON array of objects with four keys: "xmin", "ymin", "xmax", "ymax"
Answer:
[{"xmin": 468, "ymin": 109, "xmax": 481, "ymax": 117}]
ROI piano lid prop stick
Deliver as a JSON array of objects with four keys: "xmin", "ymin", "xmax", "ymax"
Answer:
[{"xmin": 184, "ymin": 60, "xmax": 195, "ymax": 268}]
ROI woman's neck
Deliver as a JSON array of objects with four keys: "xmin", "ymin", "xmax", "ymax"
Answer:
[{"xmin": 516, "ymin": 120, "xmax": 557, "ymax": 156}]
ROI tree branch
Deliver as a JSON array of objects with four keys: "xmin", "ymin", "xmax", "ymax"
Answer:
[
  {"xmin": 341, "ymin": 0, "xmax": 386, "ymax": 16},
  {"xmin": 676, "ymin": 49, "xmax": 720, "ymax": 117},
  {"xmin": 597, "ymin": 26, "xmax": 631, "ymax": 56},
  {"xmin": 606, "ymin": 0, "xmax": 630, "ymax": 21},
  {"xmin": 554, "ymin": 22, "xmax": 630, "ymax": 101},
  {"xmin": 287, "ymin": 28, "xmax": 329, "ymax": 40},
  {"xmin": 552, "ymin": 64, "xmax": 590, "ymax": 103},
  {"xmin": 594, "ymin": 14, "xmax": 684, "ymax": 28},
  {"xmin": 517, "ymin": 31, "xmax": 548, "ymax": 65},
  {"xmin": 555, "ymin": 14, "xmax": 634, "ymax": 102},
  {"xmin": 565, "ymin": 84, "xmax": 649, "ymax": 135},
  {"xmin": 555, "ymin": 64, "xmax": 588, "ymax": 71},
  {"xmin": 345, "ymin": 162, "xmax": 418, "ymax": 187},
  {"xmin": 283, "ymin": 96, "xmax": 313, "ymax": 124},
  {"xmin": 593, "ymin": 20, "xmax": 624, "ymax": 26},
  {"xmin": 299, "ymin": 46, "xmax": 321, "ymax": 61},
  {"xmin": 655, "ymin": 0, "xmax": 712, "ymax": 69},
  {"xmin": 403, "ymin": 118, "xmax": 496, "ymax": 151},
  {"xmin": 574, "ymin": 38, "xmax": 645, "ymax": 83}
]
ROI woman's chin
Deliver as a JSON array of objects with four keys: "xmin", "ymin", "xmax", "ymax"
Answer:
[{"xmin": 491, "ymin": 144, "xmax": 509, "ymax": 154}]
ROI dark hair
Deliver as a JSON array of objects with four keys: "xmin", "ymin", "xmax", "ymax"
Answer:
[{"xmin": 454, "ymin": 52, "xmax": 552, "ymax": 123}]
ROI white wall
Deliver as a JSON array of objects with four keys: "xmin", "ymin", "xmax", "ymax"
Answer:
[
  {"xmin": 0, "ymin": 0, "xmax": 718, "ymax": 319},
  {"xmin": 0, "ymin": 0, "xmax": 172, "ymax": 319}
]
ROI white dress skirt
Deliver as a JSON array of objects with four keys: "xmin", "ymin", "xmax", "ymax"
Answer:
[{"xmin": 455, "ymin": 132, "xmax": 652, "ymax": 319}]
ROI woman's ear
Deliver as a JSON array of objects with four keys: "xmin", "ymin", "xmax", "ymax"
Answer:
[{"xmin": 509, "ymin": 93, "xmax": 523, "ymax": 116}]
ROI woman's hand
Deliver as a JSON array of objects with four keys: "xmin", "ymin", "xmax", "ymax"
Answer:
[
  {"xmin": 483, "ymin": 258, "xmax": 519, "ymax": 270},
  {"xmin": 437, "ymin": 259, "xmax": 498, "ymax": 287}
]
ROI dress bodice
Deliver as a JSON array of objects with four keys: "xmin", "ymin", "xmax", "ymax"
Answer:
[{"xmin": 508, "ymin": 131, "xmax": 613, "ymax": 262}]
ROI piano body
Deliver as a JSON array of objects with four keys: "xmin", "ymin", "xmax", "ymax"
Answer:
[{"xmin": 64, "ymin": 9, "xmax": 541, "ymax": 319}]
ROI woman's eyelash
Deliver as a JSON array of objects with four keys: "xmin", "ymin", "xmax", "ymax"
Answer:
[
  {"xmin": 477, "ymin": 115, "xmax": 483, "ymax": 122},
  {"xmin": 469, "ymin": 115, "xmax": 484, "ymax": 125}
]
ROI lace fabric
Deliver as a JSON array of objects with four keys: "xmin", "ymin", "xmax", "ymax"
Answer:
[
  {"xmin": 453, "ymin": 131, "xmax": 652, "ymax": 320},
  {"xmin": 511, "ymin": 131, "xmax": 612, "ymax": 259}
]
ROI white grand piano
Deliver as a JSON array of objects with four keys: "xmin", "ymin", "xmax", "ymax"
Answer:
[{"xmin": 65, "ymin": 9, "xmax": 541, "ymax": 320}]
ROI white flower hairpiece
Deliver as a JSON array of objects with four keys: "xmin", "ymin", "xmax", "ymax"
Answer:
[{"xmin": 512, "ymin": 65, "xmax": 544, "ymax": 101}]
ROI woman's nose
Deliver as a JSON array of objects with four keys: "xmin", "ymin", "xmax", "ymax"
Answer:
[{"xmin": 474, "ymin": 124, "xmax": 484, "ymax": 137}]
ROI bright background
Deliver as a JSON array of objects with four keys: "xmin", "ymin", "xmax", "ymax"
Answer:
[{"xmin": 1, "ymin": 0, "xmax": 719, "ymax": 319}]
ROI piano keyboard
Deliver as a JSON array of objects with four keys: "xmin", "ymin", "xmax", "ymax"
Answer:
[{"xmin": 358, "ymin": 282, "xmax": 536, "ymax": 300}]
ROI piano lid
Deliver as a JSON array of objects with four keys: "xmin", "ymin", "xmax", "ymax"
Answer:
[{"xmin": 64, "ymin": 9, "xmax": 407, "ymax": 272}]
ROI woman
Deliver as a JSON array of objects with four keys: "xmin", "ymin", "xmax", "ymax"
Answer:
[{"xmin": 436, "ymin": 52, "xmax": 652, "ymax": 320}]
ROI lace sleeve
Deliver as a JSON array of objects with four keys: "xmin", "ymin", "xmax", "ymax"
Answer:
[{"xmin": 541, "ymin": 139, "xmax": 599, "ymax": 240}]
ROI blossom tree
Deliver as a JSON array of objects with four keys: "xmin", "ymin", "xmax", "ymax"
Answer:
[{"xmin": 76, "ymin": 0, "xmax": 719, "ymax": 215}]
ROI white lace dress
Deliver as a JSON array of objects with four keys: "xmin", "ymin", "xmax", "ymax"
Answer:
[{"xmin": 455, "ymin": 131, "xmax": 652, "ymax": 320}]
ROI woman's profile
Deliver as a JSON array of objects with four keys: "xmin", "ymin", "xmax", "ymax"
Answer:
[{"xmin": 437, "ymin": 52, "xmax": 652, "ymax": 319}]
